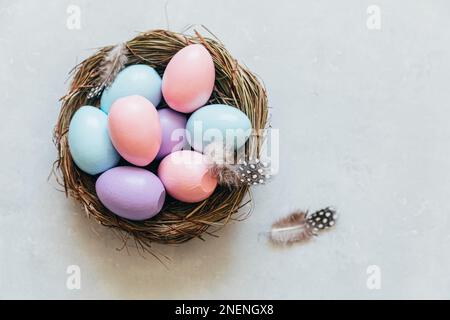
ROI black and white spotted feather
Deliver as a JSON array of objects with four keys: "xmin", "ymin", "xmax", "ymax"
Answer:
[
  {"xmin": 269, "ymin": 207, "xmax": 337, "ymax": 245},
  {"xmin": 237, "ymin": 159, "xmax": 270, "ymax": 186},
  {"xmin": 204, "ymin": 141, "xmax": 271, "ymax": 188}
]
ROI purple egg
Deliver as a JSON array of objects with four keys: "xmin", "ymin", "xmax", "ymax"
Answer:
[
  {"xmin": 156, "ymin": 108, "xmax": 187, "ymax": 159},
  {"xmin": 96, "ymin": 166, "xmax": 165, "ymax": 220}
]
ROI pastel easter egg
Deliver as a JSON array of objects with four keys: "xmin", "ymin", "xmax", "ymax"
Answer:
[
  {"xmin": 68, "ymin": 106, "xmax": 120, "ymax": 175},
  {"xmin": 100, "ymin": 64, "xmax": 162, "ymax": 114},
  {"xmin": 162, "ymin": 44, "xmax": 215, "ymax": 113},
  {"xmin": 108, "ymin": 95, "xmax": 161, "ymax": 166},
  {"xmin": 158, "ymin": 150, "xmax": 217, "ymax": 203},
  {"xmin": 96, "ymin": 166, "xmax": 166, "ymax": 220},
  {"xmin": 156, "ymin": 108, "xmax": 187, "ymax": 160},
  {"xmin": 186, "ymin": 104, "xmax": 252, "ymax": 152}
]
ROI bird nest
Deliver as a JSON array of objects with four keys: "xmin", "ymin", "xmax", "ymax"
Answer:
[{"xmin": 53, "ymin": 29, "xmax": 268, "ymax": 256}]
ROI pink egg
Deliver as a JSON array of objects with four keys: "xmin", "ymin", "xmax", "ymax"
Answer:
[
  {"xmin": 162, "ymin": 44, "xmax": 215, "ymax": 113},
  {"xmin": 108, "ymin": 95, "xmax": 161, "ymax": 166},
  {"xmin": 158, "ymin": 150, "xmax": 217, "ymax": 203}
]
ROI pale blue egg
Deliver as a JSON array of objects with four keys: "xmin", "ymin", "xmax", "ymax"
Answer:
[
  {"xmin": 186, "ymin": 104, "xmax": 252, "ymax": 151},
  {"xmin": 100, "ymin": 64, "xmax": 162, "ymax": 113},
  {"xmin": 68, "ymin": 106, "xmax": 120, "ymax": 175}
]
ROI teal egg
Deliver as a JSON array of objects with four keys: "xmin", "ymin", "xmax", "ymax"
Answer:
[
  {"xmin": 100, "ymin": 64, "xmax": 162, "ymax": 113},
  {"xmin": 186, "ymin": 104, "xmax": 252, "ymax": 151},
  {"xmin": 68, "ymin": 106, "xmax": 120, "ymax": 175}
]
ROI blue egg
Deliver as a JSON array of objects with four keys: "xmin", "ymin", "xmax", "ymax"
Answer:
[
  {"xmin": 186, "ymin": 104, "xmax": 252, "ymax": 151},
  {"xmin": 100, "ymin": 64, "xmax": 162, "ymax": 113},
  {"xmin": 68, "ymin": 106, "xmax": 120, "ymax": 175}
]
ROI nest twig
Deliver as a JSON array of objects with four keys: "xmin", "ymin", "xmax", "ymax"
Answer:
[{"xmin": 53, "ymin": 29, "xmax": 268, "ymax": 253}]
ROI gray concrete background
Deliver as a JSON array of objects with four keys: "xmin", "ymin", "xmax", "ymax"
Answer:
[{"xmin": 1, "ymin": 0, "xmax": 449, "ymax": 299}]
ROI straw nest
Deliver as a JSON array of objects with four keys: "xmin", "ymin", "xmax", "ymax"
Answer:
[{"xmin": 53, "ymin": 29, "xmax": 268, "ymax": 256}]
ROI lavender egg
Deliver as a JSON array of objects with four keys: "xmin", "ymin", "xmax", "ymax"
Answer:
[
  {"xmin": 156, "ymin": 108, "xmax": 187, "ymax": 160},
  {"xmin": 96, "ymin": 166, "xmax": 165, "ymax": 221}
]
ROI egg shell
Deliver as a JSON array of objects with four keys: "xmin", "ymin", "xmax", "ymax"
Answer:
[
  {"xmin": 68, "ymin": 106, "xmax": 120, "ymax": 175},
  {"xmin": 100, "ymin": 64, "xmax": 162, "ymax": 114},
  {"xmin": 162, "ymin": 44, "xmax": 215, "ymax": 113},
  {"xmin": 186, "ymin": 104, "xmax": 252, "ymax": 152},
  {"xmin": 158, "ymin": 150, "xmax": 217, "ymax": 203},
  {"xmin": 96, "ymin": 166, "xmax": 165, "ymax": 220},
  {"xmin": 156, "ymin": 108, "xmax": 187, "ymax": 160},
  {"xmin": 108, "ymin": 95, "xmax": 161, "ymax": 166}
]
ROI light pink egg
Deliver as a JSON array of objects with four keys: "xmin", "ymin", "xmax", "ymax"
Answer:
[
  {"xmin": 158, "ymin": 150, "xmax": 217, "ymax": 203},
  {"xmin": 162, "ymin": 44, "xmax": 215, "ymax": 113},
  {"xmin": 108, "ymin": 95, "xmax": 161, "ymax": 166}
]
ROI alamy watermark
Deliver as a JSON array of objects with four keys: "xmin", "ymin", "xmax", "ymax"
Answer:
[
  {"xmin": 366, "ymin": 265, "xmax": 381, "ymax": 290},
  {"xmin": 169, "ymin": 125, "xmax": 279, "ymax": 175},
  {"xmin": 66, "ymin": 5, "xmax": 81, "ymax": 30},
  {"xmin": 366, "ymin": 5, "xmax": 381, "ymax": 30}
]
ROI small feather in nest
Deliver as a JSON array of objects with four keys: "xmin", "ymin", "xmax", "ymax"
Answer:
[
  {"xmin": 269, "ymin": 207, "xmax": 337, "ymax": 245},
  {"xmin": 87, "ymin": 42, "xmax": 128, "ymax": 98},
  {"xmin": 204, "ymin": 140, "xmax": 272, "ymax": 188}
]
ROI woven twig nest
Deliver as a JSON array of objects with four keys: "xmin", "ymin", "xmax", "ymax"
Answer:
[{"xmin": 53, "ymin": 29, "xmax": 268, "ymax": 254}]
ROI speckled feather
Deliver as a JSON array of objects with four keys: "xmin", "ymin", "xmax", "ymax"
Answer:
[{"xmin": 204, "ymin": 141, "xmax": 271, "ymax": 188}]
